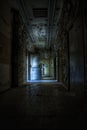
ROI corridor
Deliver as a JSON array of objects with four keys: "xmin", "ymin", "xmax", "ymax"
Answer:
[
  {"xmin": 0, "ymin": 0, "xmax": 87, "ymax": 129},
  {"xmin": 0, "ymin": 83, "xmax": 87, "ymax": 129}
]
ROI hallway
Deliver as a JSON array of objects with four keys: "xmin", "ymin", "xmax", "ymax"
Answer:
[
  {"xmin": 0, "ymin": 0, "xmax": 87, "ymax": 129},
  {"xmin": 0, "ymin": 83, "xmax": 87, "ymax": 129},
  {"xmin": 0, "ymin": 0, "xmax": 87, "ymax": 91}
]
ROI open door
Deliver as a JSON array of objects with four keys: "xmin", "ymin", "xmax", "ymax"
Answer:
[{"xmin": 30, "ymin": 54, "xmax": 41, "ymax": 80}]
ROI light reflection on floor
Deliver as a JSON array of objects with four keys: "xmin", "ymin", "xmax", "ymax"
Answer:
[{"xmin": 27, "ymin": 80, "xmax": 58, "ymax": 83}]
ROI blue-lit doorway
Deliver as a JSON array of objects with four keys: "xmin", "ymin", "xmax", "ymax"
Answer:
[
  {"xmin": 27, "ymin": 52, "xmax": 58, "ymax": 82},
  {"xmin": 28, "ymin": 53, "xmax": 41, "ymax": 80}
]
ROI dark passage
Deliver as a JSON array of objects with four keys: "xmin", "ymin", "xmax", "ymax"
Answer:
[{"xmin": 0, "ymin": 0, "xmax": 87, "ymax": 129}]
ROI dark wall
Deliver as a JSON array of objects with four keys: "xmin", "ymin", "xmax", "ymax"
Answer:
[
  {"xmin": 83, "ymin": 3, "xmax": 87, "ymax": 89},
  {"xmin": 0, "ymin": 0, "xmax": 18, "ymax": 92},
  {"xmin": 69, "ymin": 11, "xmax": 85, "ymax": 92}
]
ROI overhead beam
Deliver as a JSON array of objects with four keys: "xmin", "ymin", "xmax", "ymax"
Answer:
[{"xmin": 47, "ymin": 0, "xmax": 56, "ymax": 48}]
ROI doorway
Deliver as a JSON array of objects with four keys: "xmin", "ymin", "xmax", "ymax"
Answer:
[{"xmin": 28, "ymin": 54, "xmax": 41, "ymax": 80}]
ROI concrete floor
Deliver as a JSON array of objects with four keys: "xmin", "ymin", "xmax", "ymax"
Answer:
[{"xmin": 0, "ymin": 83, "xmax": 87, "ymax": 130}]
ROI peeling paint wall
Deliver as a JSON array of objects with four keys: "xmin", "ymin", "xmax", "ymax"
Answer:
[
  {"xmin": 0, "ymin": 0, "xmax": 28, "ymax": 91},
  {"xmin": 55, "ymin": 0, "xmax": 87, "ymax": 93},
  {"xmin": 18, "ymin": 19, "xmax": 28, "ymax": 86}
]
